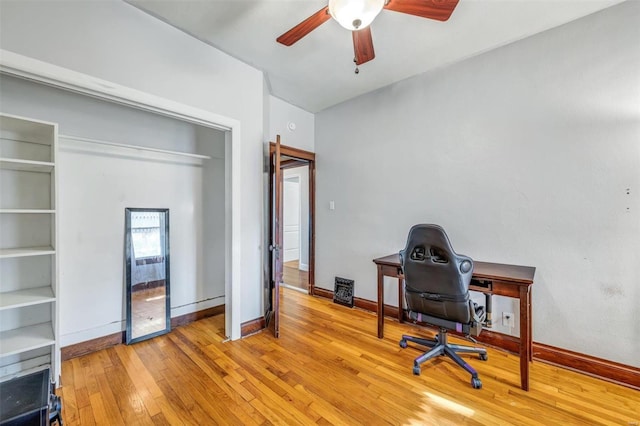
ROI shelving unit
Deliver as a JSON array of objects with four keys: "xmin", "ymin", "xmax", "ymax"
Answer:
[{"xmin": 0, "ymin": 113, "xmax": 59, "ymax": 383}]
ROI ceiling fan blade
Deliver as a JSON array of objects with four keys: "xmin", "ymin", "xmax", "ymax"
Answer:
[
  {"xmin": 353, "ymin": 27, "xmax": 375, "ymax": 66},
  {"xmin": 276, "ymin": 6, "xmax": 331, "ymax": 46},
  {"xmin": 384, "ymin": 0, "xmax": 460, "ymax": 21}
]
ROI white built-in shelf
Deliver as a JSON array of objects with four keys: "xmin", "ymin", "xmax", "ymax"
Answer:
[
  {"xmin": 1, "ymin": 113, "xmax": 59, "ymax": 384},
  {"xmin": 0, "ymin": 323, "xmax": 55, "ymax": 357},
  {"xmin": 0, "ymin": 247, "xmax": 55, "ymax": 259},
  {"xmin": 0, "ymin": 115, "xmax": 54, "ymax": 146},
  {"xmin": 0, "ymin": 286, "xmax": 55, "ymax": 311},
  {"xmin": 0, "ymin": 158, "xmax": 55, "ymax": 173},
  {"xmin": 0, "ymin": 209, "xmax": 55, "ymax": 214}
]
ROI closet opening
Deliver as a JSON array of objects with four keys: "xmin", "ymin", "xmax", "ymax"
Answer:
[{"xmin": 0, "ymin": 54, "xmax": 241, "ymax": 366}]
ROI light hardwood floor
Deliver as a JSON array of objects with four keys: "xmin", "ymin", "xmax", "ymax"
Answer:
[
  {"xmin": 283, "ymin": 260, "xmax": 309, "ymax": 292},
  {"xmin": 60, "ymin": 288, "xmax": 640, "ymax": 425}
]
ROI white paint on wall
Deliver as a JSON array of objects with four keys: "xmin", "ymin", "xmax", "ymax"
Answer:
[
  {"xmin": 283, "ymin": 176, "xmax": 301, "ymax": 263},
  {"xmin": 284, "ymin": 167, "xmax": 310, "ymax": 271},
  {"xmin": 0, "ymin": 0, "xmax": 265, "ymax": 329},
  {"xmin": 315, "ymin": 2, "xmax": 640, "ymax": 366},
  {"xmin": 269, "ymin": 96, "xmax": 314, "ymax": 152}
]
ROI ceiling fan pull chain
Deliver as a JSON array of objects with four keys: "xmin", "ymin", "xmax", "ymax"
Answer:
[{"xmin": 354, "ymin": 58, "xmax": 360, "ymax": 75}]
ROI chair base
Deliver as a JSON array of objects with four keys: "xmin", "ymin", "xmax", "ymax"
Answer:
[{"xmin": 400, "ymin": 328, "xmax": 487, "ymax": 389}]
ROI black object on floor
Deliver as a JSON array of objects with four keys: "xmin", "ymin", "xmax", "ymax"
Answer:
[{"xmin": 0, "ymin": 368, "xmax": 56, "ymax": 426}]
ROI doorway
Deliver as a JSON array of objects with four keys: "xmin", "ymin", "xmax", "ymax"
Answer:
[{"xmin": 266, "ymin": 141, "xmax": 316, "ymax": 338}]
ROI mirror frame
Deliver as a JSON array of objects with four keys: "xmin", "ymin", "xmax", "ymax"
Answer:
[{"xmin": 125, "ymin": 207, "xmax": 171, "ymax": 344}]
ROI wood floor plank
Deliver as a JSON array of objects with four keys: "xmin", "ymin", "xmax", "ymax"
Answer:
[
  {"xmin": 84, "ymin": 353, "xmax": 104, "ymax": 397},
  {"xmin": 113, "ymin": 345, "xmax": 162, "ymax": 417},
  {"xmin": 167, "ymin": 329, "xmax": 266, "ymax": 425},
  {"xmin": 168, "ymin": 334, "xmax": 256, "ymax": 424},
  {"xmin": 70, "ymin": 357, "xmax": 87, "ymax": 391},
  {"xmin": 59, "ymin": 384, "xmax": 79, "ymax": 426},
  {"xmin": 104, "ymin": 348, "xmax": 155, "ymax": 425},
  {"xmin": 87, "ymin": 393, "xmax": 109, "ymax": 426},
  {"xmin": 300, "ymin": 386, "xmax": 364, "ymax": 426},
  {"xmin": 159, "ymin": 356, "xmax": 214, "ymax": 424},
  {"xmin": 59, "ymin": 288, "xmax": 640, "ymax": 425},
  {"xmin": 77, "ymin": 405, "xmax": 96, "ymax": 426},
  {"xmin": 149, "ymin": 412, "xmax": 170, "ymax": 426},
  {"xmin": 93, "ymin": 369, "xmax": 127, "ymax": 426},
  {"xmin": 153, "ymin": 376, "xmax": 203, "ymax": 425}
]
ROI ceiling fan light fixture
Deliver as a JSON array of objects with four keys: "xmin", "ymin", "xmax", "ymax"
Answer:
[{"xmin": 328, "ymin": 0, "xmax": 385, "ymax": 31}]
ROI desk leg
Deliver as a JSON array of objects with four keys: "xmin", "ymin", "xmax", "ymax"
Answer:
[
  {"xmin": 377, "ymin": 265, "xmax": 384, "ymax": 339},
  {"xmin": 398, "ymin": 277, "xmax": 404, "ymax": 323},
  {"xmin": 519, "ymin": 286, "xmax": 532, "ymax": 391},
  {"xmin": 529, "ymin": 289, "xmax": 533, "ymax": 362}
]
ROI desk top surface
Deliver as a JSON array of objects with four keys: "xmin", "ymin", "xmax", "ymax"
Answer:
[{"xmin": 373, "ymin": 253, "xmax": 535, "ymax": 284}]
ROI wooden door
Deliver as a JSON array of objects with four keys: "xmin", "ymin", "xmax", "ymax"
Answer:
[{"xmin": 267, "ymin": 135, "xmax": 283, "ymax": 337}]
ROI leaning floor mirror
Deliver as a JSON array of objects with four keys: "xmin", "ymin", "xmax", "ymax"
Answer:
[{"xmin": 125, "ymin": 208, "xmax": 171, "ymax": 344}]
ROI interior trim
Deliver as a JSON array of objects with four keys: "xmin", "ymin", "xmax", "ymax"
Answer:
[
  {"xmin": 241, "ymin": 317, "xmax": 266, "ymax": 337},
  {"xmin": 269, "ymin": 143, "xmax": 315, "ymax": 161},
  {"xmin": 61, "ymin": 305, "xmax": 225, "ymax": 361},
  {"xmin": 313, "ymin": 287, "xmax": 379, "ymax": 312},
  {"xmin": 281, "ymin": 158, "xmax": 308, "ymax": 169},
  {"xmin": 312, "ymin": 287, "xmax": 640, "ymax": 390},
  {"xmin": 61, "ymin": 332, "xmax": 125, "ymax": 362},
  {"xmin": 532, "ymin": 342, "xmax": 639, "ymax": 390},
  {"xmin": 170, "ymin": 305, "xmax": 225, "ymax": 329}
]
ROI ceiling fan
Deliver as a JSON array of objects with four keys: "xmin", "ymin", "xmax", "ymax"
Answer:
[{"xmin": 276, "ymin": 0, "xmax": 460, "ymax": 70}]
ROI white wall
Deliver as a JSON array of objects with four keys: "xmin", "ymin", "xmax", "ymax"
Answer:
[
  {"xmin": 269, "ymin": 96, "xmax": 315, "ymax": 151},
  {"xmin": 283, "ymin": 176, "xmax": 301, "ymax": 263},
  {"xmin": 0, "ymin": 75, "xmax": 226, "ymax": 345},
  {"xmin": 0, "ymin": 0, "xmax": 265, "ymax": 325},
  {"xmin": 315, "ymin": 2, "xmax": 640, "ymax": 367}
]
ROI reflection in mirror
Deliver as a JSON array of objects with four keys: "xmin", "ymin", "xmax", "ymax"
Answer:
[{"xmin": 125, "ymin": 208, "xmax": 170, "ymax": 344}]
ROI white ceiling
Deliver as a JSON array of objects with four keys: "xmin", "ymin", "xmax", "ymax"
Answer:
[{"xmin": 128, "ymin": 0, "xmax": 625, "ymax": 113}]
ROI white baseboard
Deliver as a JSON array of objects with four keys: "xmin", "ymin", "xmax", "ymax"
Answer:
[{"xmin": 299, "ymin": 262, "xmax": 309, "ymax": 271}]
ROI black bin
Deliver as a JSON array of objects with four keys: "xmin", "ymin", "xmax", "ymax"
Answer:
[{"xmin": 0, "ymin": 369, "xmax": 49, "ymax": 426}]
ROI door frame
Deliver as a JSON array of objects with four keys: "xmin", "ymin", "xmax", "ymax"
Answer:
[{"xmin": 269, "ymin": 142, "xmax": 316, "ymax": 294}]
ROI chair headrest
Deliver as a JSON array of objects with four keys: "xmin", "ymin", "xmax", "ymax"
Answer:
[{"xmin": 401, "ymin": 224, "xmax": 473, "ymax": 276}]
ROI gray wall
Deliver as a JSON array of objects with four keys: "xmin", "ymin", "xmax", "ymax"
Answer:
[{"xmin": 315, "ymin": 2, "xmax": 640, "ymax": 366}]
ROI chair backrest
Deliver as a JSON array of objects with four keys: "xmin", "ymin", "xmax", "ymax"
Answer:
[{"xmin": 400, "ymin": 224, "xmax": 474, "ymax": 324}]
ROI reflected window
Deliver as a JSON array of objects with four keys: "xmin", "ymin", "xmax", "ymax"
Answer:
[{"xmin": 131, "ymin": 212, "xmax": 163, "ymax": 263}]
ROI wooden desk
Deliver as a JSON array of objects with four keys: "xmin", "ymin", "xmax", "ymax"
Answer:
[{"xmin": 373, "ymin": 253, "xmax": 535, "ymax": 390}]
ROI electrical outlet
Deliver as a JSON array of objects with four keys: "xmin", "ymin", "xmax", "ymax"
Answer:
[{"xmin": 502, "ymin": 312, "xmax": 515, "ymax": 328}]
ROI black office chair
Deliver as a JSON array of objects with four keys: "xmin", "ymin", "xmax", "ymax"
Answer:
[{"xmin": 399, "ymin": 224, "xmax": 487, "ymax": 389}]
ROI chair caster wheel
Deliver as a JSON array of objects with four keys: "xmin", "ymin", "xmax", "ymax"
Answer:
[
  {"xmin": 413, "ymin": 366, "xmax": 421, "ymax": 375},
  {"xmin": 399, "ymin": 339, "xmax": 408, "ymax": 349},
  {"xmin": 471, "ymin": 378, "xmax": 482, "ymax": 389},
  {"xmin": 479, "ymin": 353, "xmax": 488, "ymax": 361}
]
